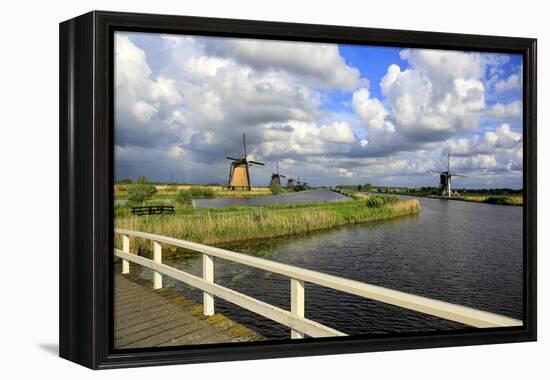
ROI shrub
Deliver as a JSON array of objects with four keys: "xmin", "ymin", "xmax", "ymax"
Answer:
[
  {"xmin": 126, "ymin": 175, "xmax": 157, "ymax": 206},
  {"xmin": 176, "ymin": 190, "xmax": 193, "ymax": 205},
  {"xmin": 293, "ymin": 184, "xmax": 308, "ymax": 192},
  {"xmin": 189, "ymin": 186, "xmax": 215, "ymax": 199},
  {"xmin": 484, "ymin": 197, "xmax": 509, "ymax": 205}
]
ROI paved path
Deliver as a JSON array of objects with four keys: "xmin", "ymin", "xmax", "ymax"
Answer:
[{"xmin": 114, "ymin": 274, "xmax": 263, "ymax": 349}]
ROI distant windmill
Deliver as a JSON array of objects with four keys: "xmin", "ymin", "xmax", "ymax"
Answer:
[
  {"xmin": 296, "ymin": 176, "xmax": 309, "ymax": 188},
  {"xmin": 432, "ymin": 153, "xmax": 466, "ymax": 198},
  {"xmin": 226, "ymin": 133, "xmax": 265, "ymax": 191},
  {"xmin": 270, "ymin": 162, "xmax": 286, "ymax": 186},
  {"xmin": 286, "ymin": 177, "xmax": 296, "ymax": 188}
]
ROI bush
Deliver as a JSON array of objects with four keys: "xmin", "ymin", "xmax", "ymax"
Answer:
[
  {"xmin": 484, "ymin": 197, "xmax": 508, "ymax": 205},
  {"xmin": 176, "ymin": 190, "xmax": 193, "ymax": 205},
  {"xmin": 189, "ymin": 186, "xmax": 215, "ymax": 199},
  {"xmin": 293, "ymin": 184, "xmax": 308, "ymax": 192},
  {"xmin": 126, "ymin": 175, "xmax": 157, "ymax": 206}
]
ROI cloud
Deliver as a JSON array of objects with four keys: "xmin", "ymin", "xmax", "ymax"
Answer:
[
  {"xmin": 352, "ymin": 88, "xmax": 394, "ymax": 133},
  {"xmin": 115, "ymin": 32, "xmax": 365, "ymax": 174},
  {"xmin": 351, "ymin": 49, "xmax": 490, "ymax": 157},
  {"xmin": 258, "ymin": 121, "xmax": 356, "ymax": 158},
  {"xmin": 447, "ymin": 123, "xmax": 522, "ymax": 155},
  {"xmin": 202, "ymin": 38, "xmax": 362, "ymax": 90},
  {"xmin": 487, "ymin": 100, "xmax": 522, "ymax": 119},
  {"xmin": 494, "ymin": 73, "xmax": 522, "ymax": 92},
  {"xmin": 445, "ymin": 124, "xmax": 522, "ymax": 177},
  {"xmin": 319, "ymin": 121, "xmax": 356, "ymax": 143},
  {"xmin": 115, "ymin": 35, "xmax": 184, "ymax": 149},
  {"xmin": 114, "ymin": 32, "xmax": 523, "ymax": 188},
  {"xmin": 380, "ymin": 50, "xmax": 486, "ymax": 138},
  {"xmin": 132, "ymin": 101, "xmax": 158, "ymax": 122}
]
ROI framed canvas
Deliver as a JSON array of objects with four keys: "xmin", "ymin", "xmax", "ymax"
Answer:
[{"xmin": 59, "ymin": 11, "xmax": 537, "ymax": 369}]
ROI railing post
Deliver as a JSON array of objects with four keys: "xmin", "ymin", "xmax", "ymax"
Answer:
[
  {"xmin": 202, "ymin": 254, "xmax": 215, "ymax": 316},
  {"xmin": 291, "ymin": 278, "xmax": 305, "ymax": 339},
  {"xmin": 153, "ymin": 241, "xmax": 162, "ymax": 289},
  {"xmin": 121, "ymin": 234, "xmax": 130, "ymax": 274}
]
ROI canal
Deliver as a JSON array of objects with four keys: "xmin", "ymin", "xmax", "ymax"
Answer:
[{"xmin": 131, "ymin": 196, "xmax": 523, "ymax": 339}]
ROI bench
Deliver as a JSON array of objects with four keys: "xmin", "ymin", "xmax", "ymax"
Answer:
[{"xmin": 131, "ymin": 205, "xmax": 175, "ymax": 216}]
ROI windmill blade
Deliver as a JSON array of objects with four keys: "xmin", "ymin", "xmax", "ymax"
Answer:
[
  {"xmin": 451, "ymin": 173, "xmax": 466, "ymax": 177},
  {"xmin": 429, "ymin": 171, "xmax": 441, "ymax": 175},
  {"xmin": 248, "ymin": 160, "xmax": 265, "ymax": 166},
  {"xmin": 242, "ymin": 133, "xmax": 247, "ymax": 158},
  {"xmin": 226, "ymin": 156, "xmax": 242, "ymax": 161},
  {"xmin": 279, "ymin": 174, "xmax": 287, "ymax": 178}
]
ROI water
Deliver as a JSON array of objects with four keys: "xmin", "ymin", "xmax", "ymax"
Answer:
[
  {"xmin": 194, "ymin": 189, "xmax": 349, "ymax": 208},
  {"xmin": 116, "ymin": 189, "xmax": 346, "ymax": 208},
  {"xmin": 130, "ymin": 197, "xmax": 523, "ymax": 339}
]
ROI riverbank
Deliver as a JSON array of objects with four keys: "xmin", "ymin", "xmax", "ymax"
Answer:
[
  {"xmin": 459, "ymin": 194, "xmax": 523, "ymax": 206},
  {"xmin": 115, "ymin": 198, "xmax": 420, "ymax": 247},
  {"xmin": 372, "ymin": 191, "xmax": 522, "ymax": 206}
]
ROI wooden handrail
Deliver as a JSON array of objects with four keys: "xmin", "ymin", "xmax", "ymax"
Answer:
[{"xmin": 114, "ymin": 228, "xmax": 522, "ymax": 339}]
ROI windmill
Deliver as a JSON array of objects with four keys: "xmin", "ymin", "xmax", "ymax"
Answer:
[
  {"xmin": 432, "ymin": 153, "xmax": 465, "ymax": 198},
  {"xmin": 270, "ymin": 162, "xmax": 286, "ymax": 186},
  {"xmin": 286, "ymin": 177, "xmax": 296, "ymax": 188},
  {"xmin": 226, "ymin": 133, "xmax": 265, "ymax": 191}
]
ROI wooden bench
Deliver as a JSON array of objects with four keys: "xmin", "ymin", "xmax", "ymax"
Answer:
[{"xmin": 131, "ymin": 205, "xmax": 175, "ymax": 216}]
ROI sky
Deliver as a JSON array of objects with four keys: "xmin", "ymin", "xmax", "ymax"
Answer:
[{"xmin": 114, "ymin": 31, "xmax": 523, "ymax": 188}]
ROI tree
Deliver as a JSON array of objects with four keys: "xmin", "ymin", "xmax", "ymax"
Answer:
[
  {"xmin": 364, "ymin": 183, "xmax": 373, "ymax": 191},
  {"xmin": 127, "ymin": 175, "xmax": 157, "ymax": 206}
]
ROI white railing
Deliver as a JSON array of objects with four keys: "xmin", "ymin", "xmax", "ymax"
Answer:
[{"xmin": 114, "ymin": 228, "xmax": 522, "ymax": 339}]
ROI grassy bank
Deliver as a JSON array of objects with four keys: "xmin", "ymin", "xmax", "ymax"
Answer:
[
  {"xmin": 459, "ymin": 194, "xmax": 523, "ymax": 206},
  {"xmin": 115, "ymin": 198, "xmax": 420, "ymax": 249},
  {"xmin": 115, "ymin": 184, "xmax": 271, "ymax": 200},
  {"xmin": 369, "ymin": 189, "xmax": 523, "ymax": 207}
]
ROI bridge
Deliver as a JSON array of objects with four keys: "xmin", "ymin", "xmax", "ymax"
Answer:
[{"xmin": 114, "ymin": 228, "xmax": 522, "ymax": 347}]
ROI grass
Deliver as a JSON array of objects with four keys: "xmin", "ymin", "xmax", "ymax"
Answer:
[{"xmin": 115, "ymin": 198, "xmax": 420, "ymax": 249}]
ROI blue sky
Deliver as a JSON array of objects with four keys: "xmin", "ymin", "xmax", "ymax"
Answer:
[{"xmin": 115, "ymin": 32, "xmax": 523, "ymax": 188}]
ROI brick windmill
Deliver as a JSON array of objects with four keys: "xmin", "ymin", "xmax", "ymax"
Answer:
[{"xmin": 226, "ymin": 133, "xmax": 264, "ymax": 191}]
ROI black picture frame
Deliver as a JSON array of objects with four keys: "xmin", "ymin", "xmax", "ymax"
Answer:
[{"xmin": 59, "ymin": 10, "xmax": 537, "ymax": 369}]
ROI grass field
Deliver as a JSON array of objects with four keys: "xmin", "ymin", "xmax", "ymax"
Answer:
[{"xmin": 115, "ymin": 197, "xmax": 420, "ymax": 249}]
